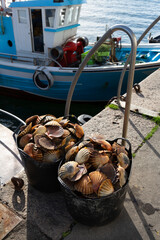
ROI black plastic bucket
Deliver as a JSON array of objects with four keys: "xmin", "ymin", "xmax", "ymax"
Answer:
[
  {"xmin": 18, "ymin": 148, "xmax": 61, "ymax": 192},
  {"xmin": 58, "ymin": 138, "xmax": 132, "ymax": 226}
]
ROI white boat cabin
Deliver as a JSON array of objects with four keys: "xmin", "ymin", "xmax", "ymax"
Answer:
[{"xmin": 0, "ymin": 0, "xmax": 86, "ymax": 60}]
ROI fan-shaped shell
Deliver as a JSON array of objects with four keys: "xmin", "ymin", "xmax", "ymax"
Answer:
[
  {"xmin": 74, "ymin": 123, "xmax": 84, "ymax": 139},
  {"xmin": 23, "ymin": 142, "xmax": 35, "ymax": 158},
  {"xmin": 117, "ymin": 152, "xmax": 130, "ymax": 169},
  {"xmin": 71, "ymin": 164, "xmax": 87, "ymax": 181},
  {"xmin": 19, "ymin": 133, "xmax": 32, "ymax": 148},
  {"xmin": 33, "ymin": 125, "xmax": 46, "ymax": 136},
  {"xmin": 45, "ymin": 120, "xmax": 61, "ymax": 127},
  {"xmin": 58, "ymin": 161, "xmax": 79, "ymax": 180},
  {"xmin": 90, "ymin": 150, "xmax": 110, "ymax": 169},
  {"xmin": 38, "ymin": 114, "xmax": 56, "ymax": 125},
  {"xmin": 112, "ymin": 142, "xmax": 128, "ymax": 155},
  {"xmin": 75, "ymin": 147, "xmax": 91, "ymax": 164},
  {"xmin": 18, "ymin": 122, "xmax": 32, "ymax": 138},
  {"xmin": 43, "ymin": 149, "xmax": 62, "ymax": 163},
  {"xmin": 78, "ymin": 140, "xmax": 94, "ymax": 150},
  {"xmin": 65, "ymin": 146, "xmax": 79, "ymax": 162},
  {"xmin": 89, "ymin": 171, "xmax": 107, "ymax": 193},
  {"xmin": 38, "ymin": 136, "xmax": 56, "ymax": 150},
  {"xmin": 62, "ymin": 129, "xmax": 70, "ymax": 138},
  {"xmin": 64, "ymin": 141, "xmax": 75, "ymax": 153},
  {"xmin": 25, "ymin": 115, "xmax": 39, "ymax": 126},
  {"xmin": 117, "ymin": 165, "xmax": 127, "ymax": 187},
  {"xmin": 98, "ymin": 179, "xmax": 114, "ymax": 197},
  {"xmin": 74, "ymin": 175, "xmax": 94, "ymax": 195},
  {"xmin": 100, "ymin": 163, "xmax": 117, "ymax": 182},
  {"xmin": 46, "ymin": 125, "xmax": 64, "ymax": 138},
  {"xmin": 32, "ymin": 146, "xmax": 43, "ymax": 161}
]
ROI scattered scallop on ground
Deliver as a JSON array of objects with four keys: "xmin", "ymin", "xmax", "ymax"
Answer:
[{"xmin": 58, "ymin": 134, "xmax": 131, "ymax": 198}]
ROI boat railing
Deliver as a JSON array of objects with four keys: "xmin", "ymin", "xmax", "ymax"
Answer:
[
  {"xmin": 0, "ymin": 52, "xmax": 63, "ymax": 68},
  {"xmin": 64, "ymin": 25, "xmax": 137, "ymax": 143}
]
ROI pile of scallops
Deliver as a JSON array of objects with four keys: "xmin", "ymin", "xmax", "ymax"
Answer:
[
  {"xmin": 58, "ymin": 134, "xmax": 130, "ymax": 198},
  {"xmin": 17, "ymin": 114, "xmax": 84, "ymax": 163}
]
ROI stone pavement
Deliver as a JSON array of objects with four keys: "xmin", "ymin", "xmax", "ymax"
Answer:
[{"xmin": 0, "ymin": 69, "xmax": 160, "ymax": 240}]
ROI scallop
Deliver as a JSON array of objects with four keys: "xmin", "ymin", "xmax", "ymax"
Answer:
[
  {"xmin": 19, "ymin": 133, "xmax": 32, "ymax": 148},
  {"xmin": 23, "ymin": 142, "xmax": 35, "ymax": 158},
  {"xmin": 89, "ymin": 171, "xmax": 107, "ymax": 193},
  {"xmin": 32, "ymin": 146, "xmax": 43, "ymax": 161},
  {"xmin": 38, "ymin": 136, "xmax": 56, "ymax": 150},
  {"xmin": 18, "ymin": 122, "xmax": 32, "ymax": 138},
  {"xmin": 43, "ymin": 149, "xmax": 62, "ymax": 163},
  {"xmin": 33, "ymin": 125, "xmax": 46, "ymax": 136},
  {"xmin": 46, "ymin": 125, "xmax": 64, "ymax": 138},
  {"xmin": 65, "ymin": 146, "xmax": 79, "ymax": 162},
  {"xmin": 90, "ymin": 150, "xmax": 110, "ymax": 169},
  {"xmin": 117, "ymin": 165, "xmax": 127, "ymax": 187},
  {"xmin": 75, "ymin": 147, "xmax": 91, "ymax": 164},
  {"xmin": 100, "ymin": 163, "xmax": 117, "ymax": 182},
  {"xmin": 117, "ymin": 152, "xmax": 130, "ymax": 169},
  {"xmin": 71, "ymin": 164, "xmax": 87, "ymax": 181},
  {"xmin": 38, "ymin": 114, "xmax": 56, "ymax": 125},
  {"xmin": 58, "ymin": 161, "xmax": 79, "ymax": 180},
  {"xmin": 74, "ymin": 123, "xmax": 84, "ymax": 139},
  {"xmin": 74, "ymin": 174, "xmax": 94, "ymax": 195},
  {"xmin": 112, "ymin": 142, "xmax": 128, "ymax": 155},
  {"xmin": 98, "ymin": 179, "xmax": 114, "ymax": 197},
  {"xmin": 25, "ymin": 115, "xmax": 39, "ymax": 126}
]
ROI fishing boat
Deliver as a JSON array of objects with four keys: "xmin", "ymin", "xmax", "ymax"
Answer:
[{"xmin": 0, "ymin": 0, "xmax": 160, "ymax": 102}]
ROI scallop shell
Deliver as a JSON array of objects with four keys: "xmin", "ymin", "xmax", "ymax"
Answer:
[
  {"xmin": 62, "ymin": 129, "xmax": 70, "ymax": 138},
  {"xmin": 100, "ymin": 163, "xmax": 117, "ymax": 182},
  {"xmin": 112, "ymin": 142, "xmax": 128, "ymax": 155},
  {"xmin": 78, "ymin": 140, "xmax": 94, "ymax": 150},
  {"xmin": 64, "ymin": 141, "xmax": 75, "ymax": 153},
  {"xmin": 25, "ymin": 115, "xmax": 39, "ymax": 126},
  {"xmin": 74, "ymin": 174, "xmax": 94, "ymax": 195},
  {"xmin": 38, "ymin": 136, "xmax": 56, "ymax": 150},
  {"xmin": 75, "ymin": 147, "xmax": 91, "ymax": 164},
  {"xmin": 32, "ymin": 146, "xmax": 43, "ymax": 161},
  {"xmin": 33, "ymin": 125, "xmax": 46, "ymax": 136},
  {"xmin": 65, "ymin": 146, "xmax": 79, "ymax": 162},
  {"xmin": 46, "ymin": 125, "xmax": 64, "ymax": 138},
  {"xmin": 90, "ymin": 150, "xmax": 110, "ymax": 169},
  {"xmin": 118, "ymin": 165, "xmax": 127, "ymax": 187},
  {"xmin": 19, "ymin": 133, "xmax": 32, "ymax": 148},
  {"xmin": 89, "ymin": 171, "xmax": 107, "ymax": 193},
  {"xmin": 23, "ymin": 142, "xmax": 35, "ymax": 158},
  {"xmin": 43, "ymin": 149, "xmax": 62, "ymax": 163},
  {"xmin": 98, "ymin": 179, "xmax": 114, "ymax": 197},
  {"xmin": 58, "ymin": 161, "xmax": 79, "ymax": 180},
  {"xmin": 70, "ymin": 164, "xmax": 87, "ymax": 181},
  {"xmin": 18, "ymin": 122, "xmax": 32, "ymax": 138},
  {"xmin": 117, "ymin": 152, "xmax": 130, "ymax": 169},
  {"xmin": 38, "ymin": 114, "xmax": 56, "ymax": 125},
  {"xmin": 74, "ymin": 123, "xmax": 84, "ymax": 139}
]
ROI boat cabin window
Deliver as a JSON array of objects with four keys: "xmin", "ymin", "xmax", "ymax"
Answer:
[
  {"xmin": 18, "ymin": 10, "xmax": 27, "ymax": 24},
  {"xmin": 45, "ymin": 9, "xmax": 56, "ymax": 28},
  {"xmin": 59, "ymin": 8, "xmax": 66, "ymax": 26},
  {"xmin": 66, "ymin": 6, "xmax": 74, "ymax": 24},
  {"xmin": 73, "ymin": 6, "xmax": 80, "ymax": 22}
]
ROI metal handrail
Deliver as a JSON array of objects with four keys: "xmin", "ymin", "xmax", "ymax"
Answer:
[
  {"xmin": 64, "ymin": 25, "xmax": 137, "ymax": 143},
  {"xmin": 117, "ymin": 15, "xmax": 160, "ymax": 104}
]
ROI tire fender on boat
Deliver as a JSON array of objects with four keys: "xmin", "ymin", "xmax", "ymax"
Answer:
[{"xmin": 33, "ymin": 67, "xmax": 54, "ymax": 90}]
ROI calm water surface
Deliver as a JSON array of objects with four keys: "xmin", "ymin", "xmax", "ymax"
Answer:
[{"xmin": 1, "ymin": 0, "xmax": 160, "ymax": 123}]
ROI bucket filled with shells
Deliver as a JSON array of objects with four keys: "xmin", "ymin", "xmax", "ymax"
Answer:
[
  {"xmin": 58, "ymin": 134, "xmax": 132, "ymax": 225},
  {"xmin": 16, "ymin": 114, "xmax": 84, "ymax": 192}
]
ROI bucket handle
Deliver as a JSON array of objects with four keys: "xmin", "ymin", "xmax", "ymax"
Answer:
[{"xmin": 112, "ymin": 137, "xmax": 132, "ymax": 156}]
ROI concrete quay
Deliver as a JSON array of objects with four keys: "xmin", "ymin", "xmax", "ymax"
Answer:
[{"xmin": 0, "ymin": 69, "xmax": 160, "ymax": 240}]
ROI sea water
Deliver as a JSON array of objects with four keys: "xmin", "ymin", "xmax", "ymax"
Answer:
[{"xmin": 0, "ymin": 0, "xmax": 160, "ymax": 123}]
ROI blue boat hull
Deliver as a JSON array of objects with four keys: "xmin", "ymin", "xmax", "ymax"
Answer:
[{"xmin": 0, "ymin": 62, "xmax": 159, "ymax": 102}]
